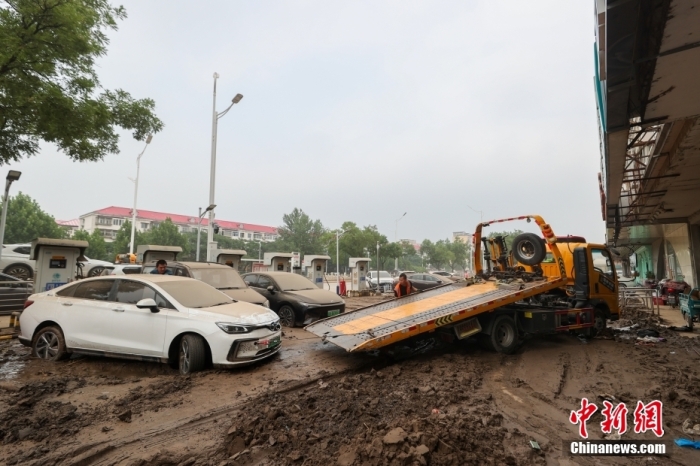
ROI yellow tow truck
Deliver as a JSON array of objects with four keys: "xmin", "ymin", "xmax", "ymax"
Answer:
[{"xmin": 305, "ymin": 215, "xmax": 620, "ymax": 354}]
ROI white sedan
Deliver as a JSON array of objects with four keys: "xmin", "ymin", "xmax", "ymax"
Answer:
[{"xmin": 19, "ymin": 275, "xmax": 282, "ymax": 374}]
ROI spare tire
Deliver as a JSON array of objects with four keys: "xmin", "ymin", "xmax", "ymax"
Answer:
[{"xmin": 512, "ymin": 233, "xmax": 546, "ymax": 266}]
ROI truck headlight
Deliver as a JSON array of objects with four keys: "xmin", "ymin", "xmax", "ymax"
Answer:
[
  {"xmin": 262, "ymin": 300, "xmax": 270, "ymax": 309},
  {"xmin": 216, "ymin": 322, "xmax": 252, "ymax": 334}
]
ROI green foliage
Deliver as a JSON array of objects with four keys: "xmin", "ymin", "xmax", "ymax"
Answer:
[
  {"xmin": 140, "ymin": 218, "xmax": 188, "ymax": 255},
  {"xmin": 277, "ymin": 208, "xmax": 326, "ymax": 255},
  {"xmin": 0, "ymin": 0, "xmax": 163, "ymax": 164},
  {"xmin": 420, "ymin": 239, "xmax": 454, "ymax": 271},
  {"xmin": 71, "ymin": 228, "xmax": 108, "ymax": 261},
  {"xmin": 2, "ymin": 192, "xmax": 65, "ymax": 243},
  {"xmin": 448, "ymin": 239, "xmax": 469, "ymax": 271},
  {"xmin": 111, "ymin": 220, "xmax": 140, "ymax": 256},
  {"xmin": 487, "ymin": 229, "xmax": 524, "ymax": 253}
]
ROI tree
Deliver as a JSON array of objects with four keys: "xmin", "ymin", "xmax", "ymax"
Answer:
[
  {"xmin": 277, "ymin": 208, "xmax": 326, "ymax": 255},
  {"xmin": 71, "ymin": 228, "xmax": 108, "ymax": 261},
  {"xmin": 420, "ymin": 239, "xmax": 453, "ymax": 270},
  {"xmin": 2, "ymin": 192, "xmax": 65, "ymax": 243},
  {"xmin": 111, "ymin": 220, "xmax": 140, "ymax": 256},
  {"xmin": 140, "ymin": 218, "xmax": 188, "ymax": 255},
  {"xmin": 0, "ymin": 0, "xmax": 163, "ymax": 164},
  {"xmin": 487, "ymin": 229, "xmax": 525, "ymax": 253},
  {"xmin": 448, "ymin": 240, "xmax": 469, "ymax": 271},
  {"xmin": 380, "ymin": 242, "xmax": 402, "ymax": 270}
]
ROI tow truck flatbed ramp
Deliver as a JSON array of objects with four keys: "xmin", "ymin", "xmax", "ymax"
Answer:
[{"xmin": 306, "ymin": 277, "xmax": 564, "ymax": 352}]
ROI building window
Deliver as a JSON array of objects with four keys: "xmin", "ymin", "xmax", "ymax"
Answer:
[
  {"xmin": 96, "ymin": 217, "xmax": 112, "ymax": 225},
  {"xmin": 140, "ymin": 222, "xmax": 149, "ymax": 230},
  {"xmin": 113, "ymin": 218, "xmax": 123, "ymax": 226},
  {"xmin": 232, "ymin": 231, "xmax": 238, "ymax": 237},
  {"xmin": 254, "ymin": 233, "xmax": 261, "ymax": 240}
]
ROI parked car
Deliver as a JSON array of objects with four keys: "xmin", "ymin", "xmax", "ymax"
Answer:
[
  {"xmin": 100, "ymin": 264, "xmax": 143, "ymax": 276},
  {"xmin": 80, "ymin": 256, "xmax": 114, "ymax": 277},
  {"xmin": 367, "ymin": 271, "xmax": 394, "ymax": 291},
  {"xmin": 431, "ymin": 271, "xmax": 457, "ymax": 280},
  {"xmin": 392, "ymin": 273, "xmax": 451, "ymax": 291},
  {"xmin": 18, "ymin": 275, "xmax": 281, "ymax": 374},
  {"xmin": 0, "ymin": 272, "xmax": 33, "ymax": 315},
  {"xmin": 242, "ymin": 272, "xmax": 345, "ymax": 327},
  {"xmin": 617, "ymin": 274, "xmax": 638, "ymax": 288},
  {"xmin": 1, "ymin": 244, "xmax": 35, "ymax": 280},
  {"xmin": 141, "ymin": 261, "xmax": 269, "ymax": 308}
]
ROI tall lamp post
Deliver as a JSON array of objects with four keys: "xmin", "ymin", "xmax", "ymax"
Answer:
[
  {"xmin": 196, "ymin": 204, "xmax": 216, "ymax": 261},
  {"xmin": 207, "ymin": 72, "xmax": 243, "ymax": 261},
  {"xmin": 0, "ymin": 170, "xmax": 21, "ymax": 263},
  {"xmin": 394, "ymin": 212, "xmax": 407, "ymax": 271},
  {"xmin": 129, "ymin": 134, "xmax": 154, "ymax": 254}
]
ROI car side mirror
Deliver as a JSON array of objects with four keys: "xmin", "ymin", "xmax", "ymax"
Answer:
[
  {"xmin": 137, "ymin": 298, "xmax": 159, "ymax": 313},
  {"xmin": 267, "ymin": 285, "xmax": 275, "ymax": 293}
]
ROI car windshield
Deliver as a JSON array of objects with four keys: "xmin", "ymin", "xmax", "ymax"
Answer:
[
  {"xmin": 271, "ymin": 273, "xmax": 317, "ymax": 291},
  {"xmin": 189, "ymin": 267, "xmax": 247, "ymax": 290},
  {"xmin": 379, "ymin": 271, "xmax": 391, "ymax": 278},
  {"xmin": 157, "ymin": 280, "xmax": 233, "ymax": 308}
]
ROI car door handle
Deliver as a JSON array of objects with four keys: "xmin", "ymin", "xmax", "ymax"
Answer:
[
  {"xmin": 61, "ymin": 302, "xmax": 73, "ymax": 307},
  {"xmin": 112, "ymin": 308, "xmax": 125, "ymax": 312}
]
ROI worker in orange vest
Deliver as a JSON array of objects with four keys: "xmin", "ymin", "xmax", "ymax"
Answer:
[{"xmin": 394, "ymin": 273, "xmax": 416, "ymax": 297}]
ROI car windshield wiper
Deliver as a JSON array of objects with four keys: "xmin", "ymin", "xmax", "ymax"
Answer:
[
  {"xmin": 218, "ymin": 287, "xmax": 241, "ymax": 290},
  {"xmin": 209, "ymin": 302, "xmax": 230, "ymax": 307}
]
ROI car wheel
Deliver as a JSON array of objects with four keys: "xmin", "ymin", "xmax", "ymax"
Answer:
[
  {"xmin": 489, "ymin": 315, "xmax": 519, "ymax": 354},
  {"xmin": 179, "ymin": 334, "xmax": 207, "ymax": 375},
  {"xmin": 278, "ymin": 305, "xmax": 297, "ymax": 327},
  {"xmin": 4, "ymin": 263, "xmax": 33, "ymax": 280},
  {"xmin": 32, "ymin": 326, "xmax": 68, "ymax": 361},
  {"xmin": 87, "ymin": 266, "xmax": 105, "ymax": 277}
]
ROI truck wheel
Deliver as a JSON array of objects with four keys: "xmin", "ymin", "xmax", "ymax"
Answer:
[
  {"xmin": 589, "ymin": 309, "xmax": 607, "ymax": 338},
  {"xmin": 179, "ymin": 334, "xmax": 207, "ymax": 375},
  {"xmin": 686, "ymin": 312, "xmax": 694, "ymax": 331},
  {"xmin": 489, "ymin": 315, "xmax": 519, "ymax": 354},
  {"xmin": 511, "ymin": 233, "xmax": 546, "ymax": 266}
]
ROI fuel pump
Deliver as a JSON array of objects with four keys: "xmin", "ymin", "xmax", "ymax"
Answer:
[
  {"xmin": 263, "ymin": 253, "xmax": 293, "ymax": 272},
  {"xmin": 30, "ymin": 238, "xmax": 89, "ymax": 293},
  {"xmin": 303, "ymin": 255, "xmax": 330, "ymax": 288},
  {"xmin": 350, "ymin": 257, "xmax": 372, "ymax": 293},
  {"xmin": 213, "ymin": 249, "xmax": 246, "ymax": 269}
]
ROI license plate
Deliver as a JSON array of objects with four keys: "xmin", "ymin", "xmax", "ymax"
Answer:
[
  {"xmin": 327, "ymin": 309, "xmax": 340, "ymax": 317},
  {"xmin": 256, "ymin": 336, "xmax": 281, "ymax": 350}
]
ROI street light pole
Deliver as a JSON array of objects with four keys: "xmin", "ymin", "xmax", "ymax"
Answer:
[
  {"xmin": 394, "ymin": 212, "xmax": 406, "ymax": 272},
  {"xmin": 196, "ymin": 204, "xmax": 216, "ymax": 261},
  {"xmin": 335, "ymin": 229, "xmax": 348, "ymax": 295},
  {"xmin": 207, "ymin": 72, "xmax": 243, "ymax": 262},
  {"xmin": 129, "ymin": 135, "xmax": 153, "ymax": 254},
  {"xmin": 0, "ymin": 170, "xmax": 21, "ymax": 263}
]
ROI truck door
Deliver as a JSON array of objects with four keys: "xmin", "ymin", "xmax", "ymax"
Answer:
[{"xmin": 588, "ymin": 247, "xmax": 619, "ymax": 316}]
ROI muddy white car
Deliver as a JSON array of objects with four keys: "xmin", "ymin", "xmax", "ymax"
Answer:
[{"xmin": 18, "ymin": 275, "xmax": 282, "ymax": 375}]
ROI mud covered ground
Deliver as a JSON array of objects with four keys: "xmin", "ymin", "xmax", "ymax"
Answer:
[{"xmin": 1, "ymin": 298, "xmax": 700, "ymax": 465}]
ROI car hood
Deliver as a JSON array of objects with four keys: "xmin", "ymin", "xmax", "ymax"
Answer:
[
  {"xmin": 284, "ymin": 289, "xmax": 344, "ymax": 305},
  {"xmin": 188, "ymin": 301, "xmax": 278, "ymax": 325},
  {"xmin": 219, "ymin": 288, "xmax": 266, "ymax": 305}
]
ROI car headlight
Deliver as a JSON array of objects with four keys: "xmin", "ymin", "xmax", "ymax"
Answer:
[
  {"xmin": 298, "ymin": 302, "xmax": 317, "ymax": 309},
  {"xmin": 216, "ymin": 322, "xmax": 253, "ymax": 334},
  {"xmin": 262, "ymin": 300, "xmax": 270, "ymax": 309}
]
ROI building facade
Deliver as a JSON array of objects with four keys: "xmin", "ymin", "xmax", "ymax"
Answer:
[{"xmin": 77, "ymin": 207, "xmax": 278, "ymax": 243}]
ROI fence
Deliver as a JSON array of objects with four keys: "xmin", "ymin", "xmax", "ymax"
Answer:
[
  {"xmin": 0, "ymin": 280, "xmax": 33, "ymax": 316},
  {"xmin": 619, "ymin": 286, "xmax": 660, "ymax": 315}
]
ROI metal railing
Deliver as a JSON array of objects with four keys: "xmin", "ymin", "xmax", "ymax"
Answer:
[
  {"xmin": 619, "ymin": 287, "xmax": 660, "ymax": 315},
  {"xmin": 0, "ymin": 280, "xmax": 33, "ymax": 316}
]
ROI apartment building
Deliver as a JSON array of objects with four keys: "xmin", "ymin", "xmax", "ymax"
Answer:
[{"xmin": 77, "ymin": 206, "xmax": 278, "ymax": 242}]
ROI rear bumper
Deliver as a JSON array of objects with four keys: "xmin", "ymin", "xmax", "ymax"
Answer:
[{"xmin": 18, "ymin": 336, "xmax": 31, "ymax": 347}]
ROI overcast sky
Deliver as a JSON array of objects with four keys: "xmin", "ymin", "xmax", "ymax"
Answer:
[{"xmin": 10, "ymin": 0, "xmax": 605, "ymax": 243}]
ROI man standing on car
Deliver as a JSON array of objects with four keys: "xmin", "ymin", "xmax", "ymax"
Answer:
[
  {"xmin": 394, "ymin": 273, "xmax": 415, "ymax": 297},
  {"xmin": 151, "ymin": 259, "xmax": 173, "ymax": 275}
]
